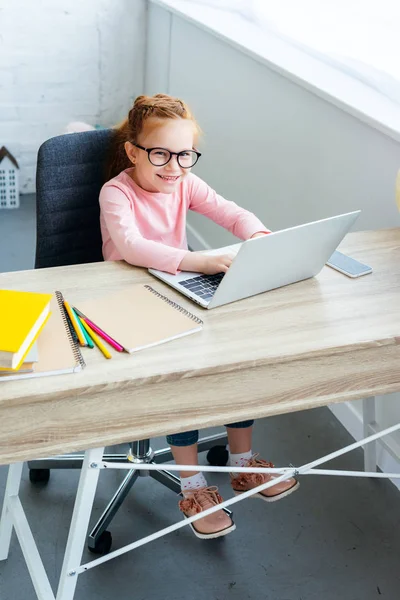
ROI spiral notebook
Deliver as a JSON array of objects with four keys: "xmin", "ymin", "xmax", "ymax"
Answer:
[
  {"xmin": 76, "ymin": 284, "xmax": 203, "ymax": 353},
  {"xmin": 0, "ymin": 292, "xmax": 85, "ymax": 381}
]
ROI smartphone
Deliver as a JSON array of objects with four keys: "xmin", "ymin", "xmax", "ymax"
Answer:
[{"xmin": 326, "ymin": 250, "xmax": 372, "ymax": 278}]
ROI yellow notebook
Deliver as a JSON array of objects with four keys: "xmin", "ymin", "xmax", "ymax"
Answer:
[
  {"xmin": 76, "ymin": 284, "xmax": 203, "ymax": 353},
  {"xmin": 0, "ymin": 343, "xmax": 38, "ymax": 373},
  {"xmin": 0, "ymin": 341, "xmax": 39, "ymax": 375},
  {"xmin": 0, "ymin": 292, "xmax": 85, "ymax": 381},
  {"xmin": 0, "ymin": 290, "xmax": 52, "ymax": 369}
]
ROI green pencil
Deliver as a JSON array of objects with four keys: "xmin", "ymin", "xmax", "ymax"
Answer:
[{"xmin": 72, "ymin": 307, "xmax": 94, "ymax": 348}]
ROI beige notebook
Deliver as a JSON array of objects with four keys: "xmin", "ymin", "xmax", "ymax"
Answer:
[
  {"xmin": 0, "ymin": 292, "xmax": 85, "ymax": 381},
  {"xmin": 76, "ymin": 284, "xmax": 203, "ymax": 353}
]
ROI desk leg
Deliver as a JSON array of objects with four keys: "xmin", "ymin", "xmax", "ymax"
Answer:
[
  {"xmin": 56, "ymin": 447, "xmax": 104, "ymax": 600},
  {"xmin": 363, "ymin": 396, "xmax": 377, "ymax": 472},
  {"xmin": 0, "ymin": 461, "xmax": 23, "ymax": 560}
]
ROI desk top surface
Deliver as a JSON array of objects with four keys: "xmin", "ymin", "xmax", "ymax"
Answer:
[{"xmin": 0, "ymin": 229, "xmax": 399, "ymax": 404}]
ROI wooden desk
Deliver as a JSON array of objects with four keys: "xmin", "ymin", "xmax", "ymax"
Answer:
[
  {"xmin": 1, "ymin": 228, "xmax": 400, "ymax": 600},
  {"xmin": 0, "ymin": 229, "xmax": 400, "ymax": 467}
]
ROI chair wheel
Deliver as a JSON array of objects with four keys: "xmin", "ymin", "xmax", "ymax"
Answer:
[
  {"xmin": 88, "ymin": 530, "xmax": 112, "ymax": 555},
  {"xmin": 207, "ymin": 445, "xmax": 229, "ymax": 466},
  {"xmin": 29, "ymin": 468, "xmax": 50, "ymax": 484}
]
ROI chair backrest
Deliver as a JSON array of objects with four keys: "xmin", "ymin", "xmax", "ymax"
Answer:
[{"xmin": 35, "ymin": 128, "xmax": 114, "ymax": 269}]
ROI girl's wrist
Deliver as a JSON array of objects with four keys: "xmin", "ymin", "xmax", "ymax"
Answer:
[{"xmin": 178, "ymin": 251, "xmax": 206, "ymax": 273}]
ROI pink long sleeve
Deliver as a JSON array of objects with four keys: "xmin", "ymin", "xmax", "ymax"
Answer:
[
  {"xmin": 99, "ymin": 168, "xmax": 269, "ymax": 274},
  {"xmin": 99, "ymin": 170, "xmax": 189, "ymax": 274},
  {"xmin": 187, "ymin": 175, "xmax": 269, "ymax": 239}
]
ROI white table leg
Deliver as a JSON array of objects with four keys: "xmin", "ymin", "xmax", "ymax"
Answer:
[
  {"xmin": 56, "ymin": 447, "xmax": 104, "ymax": 600},
  {"xmin": 363, "ymin": 396, "xmax": 377, "ymax": 472},
  {"xmin": 0, "ymin": 461, "xmax": 23, "ymax": 560}
]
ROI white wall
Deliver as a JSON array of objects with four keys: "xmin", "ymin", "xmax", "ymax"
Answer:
[
  {"xmin": 146, "ymin": 3, "xmax": 400, "ymax": 475},
  {"xmin": 0, "ymin": 0, "xmax": 147, "ymax": 194},
  {"xmin": 147, "ymin": 4, "xmax": 400, "ymax": 247}
]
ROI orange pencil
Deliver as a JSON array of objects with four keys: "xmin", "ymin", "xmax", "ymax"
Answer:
[{"xmin": 63, "ymin": 299, "xmax": 86, "ymax": 346}]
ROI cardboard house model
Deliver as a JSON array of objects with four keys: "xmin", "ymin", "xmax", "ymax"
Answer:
[{"xmin": 0, "ymin": 146, "xmax": 19, "ymax": 209}]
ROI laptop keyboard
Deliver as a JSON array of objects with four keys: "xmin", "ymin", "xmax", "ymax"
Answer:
[{"xmin": 179, "ymin": 272, "xmax": 225, "ymax": 301}]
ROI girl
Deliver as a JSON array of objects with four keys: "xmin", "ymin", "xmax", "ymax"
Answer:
[{"xmin": 99, "ymin": 94, "xmax": 299, "ymax": 540}]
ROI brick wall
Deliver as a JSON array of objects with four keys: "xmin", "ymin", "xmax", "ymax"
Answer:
[{"xmin": 0, "ymin": 0, "xmax": 147, "ymax": 193}]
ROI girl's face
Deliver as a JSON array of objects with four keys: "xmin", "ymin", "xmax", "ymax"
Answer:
[{"xmin": 125, "ymin": 118, "xmax": 196, "ymax": 193}]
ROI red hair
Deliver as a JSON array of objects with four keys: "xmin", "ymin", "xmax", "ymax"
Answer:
[{"xmin": 105, "ymin": 93, "xmax": 201, "ymax": 181}]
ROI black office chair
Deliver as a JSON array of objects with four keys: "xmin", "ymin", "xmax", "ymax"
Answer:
[{"xmin": 28, "ymin": 129, "xmax": 229, "ymax": 555}]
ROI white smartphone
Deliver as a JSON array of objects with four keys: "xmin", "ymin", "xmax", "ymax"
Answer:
[{"xmin": 326, "ymin": 250, "xmax": 372, "ymax": 278}]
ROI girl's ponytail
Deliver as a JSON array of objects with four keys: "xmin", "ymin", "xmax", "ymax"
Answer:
[{"xmin": 104, "ymin": 118, "xmax": 132, "ymax": 182}]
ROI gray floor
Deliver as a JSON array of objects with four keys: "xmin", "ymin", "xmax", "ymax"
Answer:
[{"xmin": 0, "ymin": 199, "xmax": 399, "ymax": 600}]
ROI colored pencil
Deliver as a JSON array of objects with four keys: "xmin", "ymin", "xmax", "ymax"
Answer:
[
  {"xmin": 63, "ymin": 299, "xmax": 86, "ymax": 346},
  {"xmin": 73, "ymin": 307, "xmax": 124, "ymax": 352},
  {"xmin": 79, "ymin": 318, "xmax": 112, "ymax": 359},
  {"xmin": 73, "ymin": 309, "xmax": 94, "ymax": 348}
]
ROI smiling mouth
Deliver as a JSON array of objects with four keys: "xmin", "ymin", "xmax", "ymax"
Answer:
[{"xmin": 157, "ymin": 175, "xmax": 180, "ymax": 182}]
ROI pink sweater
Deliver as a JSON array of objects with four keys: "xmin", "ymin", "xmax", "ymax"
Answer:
[{"xmin": 99, "ymin": 168, "xmax": 269, "ymax": 274}]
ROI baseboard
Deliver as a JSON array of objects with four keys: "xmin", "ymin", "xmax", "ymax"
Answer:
[{"xmin": 329, "ymin": 402, "xmax": 400, "ymax": 491}]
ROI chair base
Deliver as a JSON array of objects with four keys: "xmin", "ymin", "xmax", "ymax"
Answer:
[{"xmin": 28, "ymin": 432, "xmax": 229, "ymax": 554}]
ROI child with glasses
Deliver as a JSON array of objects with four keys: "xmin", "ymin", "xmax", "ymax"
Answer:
[{"xmin": 100, "ymin": 93, "xmax": 299, "ymax": 539}]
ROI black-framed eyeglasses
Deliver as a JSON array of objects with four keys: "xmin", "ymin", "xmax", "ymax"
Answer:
[{"xmin": 133, "ymin": 143, "xmax": 201, "ymax": 168}]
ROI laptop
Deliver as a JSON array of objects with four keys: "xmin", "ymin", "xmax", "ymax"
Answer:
[{"xmin": 149, "ymin": 210, "xmax": 361, "ymax": 309}]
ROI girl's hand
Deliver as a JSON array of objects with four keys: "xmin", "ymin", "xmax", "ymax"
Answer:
[
  {"xmin": 178, "ymin": 251, "xmax": 233, "ymax": 274},
  {"xmin": 202, "ymin": 253, "xmax": 233, "ymax": 274}
]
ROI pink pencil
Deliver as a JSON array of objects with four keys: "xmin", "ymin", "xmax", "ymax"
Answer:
[
  {"xmin": 83, "ymin": 318, "xmax": 125, "ymax": 352},
  {"xmin": 73, "ymin": 307, "xmax": 125, "ymax": 352}
]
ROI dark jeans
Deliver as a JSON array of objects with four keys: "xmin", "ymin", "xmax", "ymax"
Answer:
[{"xmin": 166, "ymin": 420, "xmax": 254, "ymax": 447}]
